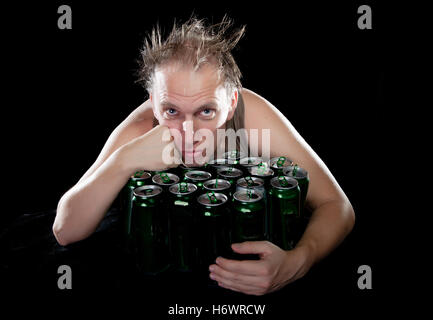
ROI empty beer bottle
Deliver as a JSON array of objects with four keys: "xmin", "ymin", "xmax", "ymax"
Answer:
[
  {"xmin": 239, "ymin": 157, "xmax": 263, "ymax": 176},
  {"xmin": 183, "ymin": 170, "xmax": 212, "ymax": 190},
  {"xmin": 270, "ymin": 156, "xmax": 294, "ymax": 175},
  {"xmin": 203, "ymin": 178, "xmax": 232, "ymax": 198},
  {"xmin": 282, "ymin": 165, "xmax": 310, "ymax": 243},
  {"xmin": 217, "ymin": 166, "xmax": 243, "ymax": 196},
  {"xmin": 217, "ymin": 166, "xmax": 243, "ymax": 185},
  {"xmin": 132, "ymin": 185, "xmax": 170, "ymax": 275},
  {"xmin": 196, "ymin": 192, "xmax": 231, "ymax": 284},
  {"xmin": 152, "ymin": 172, "xmax": 180, "ymax": 192},
  {"xmin": 236, "ymin": 176, "xmax": 266, "ymax": 198},
  {"xmin": 206, "ymin": 158, "xmax": 235, "ymax": 176},
  {"xmin": 168, "ymin": 182, "xmax": 198, "ymax": 272},
  {"xmin": 177, "ymin": 164, "xmax": 202, "ymax": 176},
  {"xmin": 283, "ymin": 165, "xmax": 310, "ymax": 215},
  {"xmin": 268, "ymin": 176, "xmax": 300, "ymax": 250},
  {"xmin": 248, "ymin": 163, "xmax": 275, "ymax": 189},
  {"xmin": 231, "ymin": 189, "xmax": 267, "ymax": 260},
  {"xmin": 122, "ymin": 170, "xmax": 152, "ymax": 250}
]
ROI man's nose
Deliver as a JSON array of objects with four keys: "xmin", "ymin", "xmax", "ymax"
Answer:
[
  {"xmin": 182, "ymin": 119, "xmax": 202, "ymax": 146},
  {"xmin": 182, "ymin": 119, "xmax": 194, "ymax": 149},
  {"xmin": 182, "ymin": 118, "xmax": 194, "ymax": 134}
]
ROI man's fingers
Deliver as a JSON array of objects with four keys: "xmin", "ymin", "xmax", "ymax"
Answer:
[
  {"xmin": 158, "ymin": 125, "xmax": 174, "ymax": 142},
  {"xmin": 215, "ymin": 256, "xmax": 266, "ymax": 276},
  {"xmin": 211, "ymin": 273, "xmax": 258, "ymax": 295},
  {"xmin": 210, "ymin": 264, "xmax": 264, "ymax": 288},
  {"xmin": 231, "ymin": 241, "xmax": 273, "ymax": 256}
]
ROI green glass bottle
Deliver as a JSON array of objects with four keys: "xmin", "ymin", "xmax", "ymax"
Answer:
[
  {"xmin": 248, "ymin": 163, "xmax": 275, "ymax": 189},
  {"xmin": 122, "ymin": 170, "xmax": 152, "ymax": 249},
  {"xmin": 216, "ymin": 166, "xmax": 243, "ymax": 186},
  {"xmin": 236, "ymin": 176, "xmax": 266, "ymax": 198},
  {"xmin": 239, "ymin": 156, "xmax": 263, "ymax": 176},
  {"xmin": 177, "ymin": 164, "xmax": 202, "ymax": 177},
  {"xmin": 206, "ymin": 158, "xmax": 235, "ymax": 176},
  {"xmin": 196, "ymin": 192, "xmax": 231, "ymax": 274},
  {"xmin": 231, "ymin": 189, "xmax": 267, "ymax": 260},
  {"xmin": 283, "ymin": 165, "xmax": 309, "ymax": 215},
  {"xmin": 203, "ymin": 178, "xmax": 232, "ymax": 198},
  {"xmin": 183, "ymin": 170, "xmax": 212, "ymax": 190},
  {"xmin": 151, "ymin": 172, "xmax": 180, "ymax": 192},
  {"xmin": 168, "ymin": 182, "xmax": 198, "ymax": 272},
  {"xmin": 132, "ymin": 185, "xmax": 170, "ymax": 275},
  {"xmin": 269, "ymin": 156, "xmax": 294, "ymax": 176},
  {"xmin": 268, "ymin": 176, "xmax": 300, "ymax": 250}
]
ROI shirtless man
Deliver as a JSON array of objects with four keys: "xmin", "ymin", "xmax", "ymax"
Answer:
[{"xmin": 53, "ymin": 17, "xmax": 355, "ymax": 296}]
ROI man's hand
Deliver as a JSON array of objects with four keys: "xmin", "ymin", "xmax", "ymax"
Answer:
[
  {"xmin": 208, "ymin": 241, "xmax": 313, "ymax": 296},
  {"xmin": 119, "ymin": 124, "xmax": 181, "ymax": 172}
]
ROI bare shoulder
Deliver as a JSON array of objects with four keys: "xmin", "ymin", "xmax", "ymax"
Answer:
[
  {"xmin": 115, "ymin": 99, "xmax": 155, "ymax": 141},
  {"xmin": 241, "ymin": 88, "xmax": 290, "ymax": 130}
]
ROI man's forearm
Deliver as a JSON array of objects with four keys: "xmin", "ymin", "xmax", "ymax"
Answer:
[
  {"xmin": 295, "ymin": 199, "xmax": 355, "ymax": 267},
  {"xmin": 53, "ymin": 148, "xmax": 131, "ymax": 246}
]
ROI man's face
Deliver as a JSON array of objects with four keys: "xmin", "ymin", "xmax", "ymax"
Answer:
[{"xmin": 151, "ymin": 62, "xmax": 237, "ymax": 166}]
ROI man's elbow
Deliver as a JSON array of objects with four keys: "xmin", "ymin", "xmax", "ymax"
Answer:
[
  {"xmin": 345, "ymin": 199, "xmax": 356, "ymax": 235},
  {"xmin": 53, "ymin": 197, "xmax": 81, "ymax": 247},
  {"xmin": 52, "ymin": 221, "xmax": 71, "ymax": 247}
]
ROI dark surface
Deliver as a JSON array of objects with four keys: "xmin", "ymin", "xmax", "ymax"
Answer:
[{"xmin": 0, "ymin": 206, "xmax": 380, "ymax": 317}]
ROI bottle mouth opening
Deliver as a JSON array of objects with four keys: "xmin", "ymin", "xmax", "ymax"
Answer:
[
  {"xmin": 133, "ymin": 185, "xmax": 163, "ymax": 198},
  {"xmin": 131, "ymin": 171, "xmax": 152, "ymax": 180},
  {"xmin": 283, "ymin": 166, "xmax": 308, "ymax": 178},
  {"xmin": 204, "ymin": 179, "xmax": 231, "ymax": 190},
  {"xmin": 270, "ymin": 176, "xmax": 299, "ymax": 189},
  {"xmin": 197, "ymin": 193, "xmax": 228, "ymax": 206},
  {"xmin": 217, "ymin": 166, "xmax": 242, "ymax": 177},
  {"xmin": 185, "ymin": 170, "xmax": 212, "ymax": 180},
  {"xmin": 169, "ymin": 183, "xmax": 197, "ymax": 195},
  {"xmin": 152, "ymin": 173, "xmax": 179, "ymax": 185},
  {"xmin": 233, "ymin": 190, "xmax": 263, "ymax": 202}
]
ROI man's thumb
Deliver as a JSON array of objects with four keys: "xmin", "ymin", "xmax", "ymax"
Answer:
[{"xmin": 231, "ymin": 241, "xmax": 270, "ymax": 255}]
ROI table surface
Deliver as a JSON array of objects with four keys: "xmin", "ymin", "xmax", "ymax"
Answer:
[{"xmin": 0, "ymin": 206, "xmax": 373, "ymax": 316}]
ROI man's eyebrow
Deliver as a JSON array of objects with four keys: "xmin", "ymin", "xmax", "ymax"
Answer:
[
  {"xmin": 196, "ymin": 101, "xmax": 218, "ymax": 109},
  {"xmin": 160, "ymin": 101, "xmax": 179, "ymax": 109},
  {"xmin": 160, "ymin": 101, "xmax": 219, "ymax": 110}
]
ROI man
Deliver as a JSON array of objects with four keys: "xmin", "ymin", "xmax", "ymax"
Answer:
[{"xmin": 53, "ymin": 17, "xmax": 355, "ymax": 296}]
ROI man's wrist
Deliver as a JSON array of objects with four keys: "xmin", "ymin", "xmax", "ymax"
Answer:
[
  {"xmin": 111, "ymin": 145, "xmax": 136, "ymax": 178},
  {"xmin": 291, "ymin": 240, "xmax": 318, "ymax": 278}
]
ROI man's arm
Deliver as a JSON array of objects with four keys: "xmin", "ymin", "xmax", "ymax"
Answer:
[
  {"xmin": 208, "ymin": 89, "xmax": 355, "ymax": 295},
  {"xmin": 53, "ymin": 102, "xmax": 178, "ymax": 246},
  {"xmin": 246, "ymin": 88, "xmax": 355, "ymax": 263}
]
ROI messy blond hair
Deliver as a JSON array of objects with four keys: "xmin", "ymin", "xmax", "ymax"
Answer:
[{"xmin": 137, "ymin": 15, "xmax": 246, "ymax": 94}]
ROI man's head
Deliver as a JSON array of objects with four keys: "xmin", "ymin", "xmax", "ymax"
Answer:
[{"xmin": 137, "ymin": 17, "xmax": 245, "ymax": 165}]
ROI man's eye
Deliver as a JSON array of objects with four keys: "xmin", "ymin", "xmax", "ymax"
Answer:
[
  {"xmin": 166, "ymin": 108, "xmax": 178, "ymax": 115},
  {"xmin": 200, "ymin": 109, "xmax": 215, "ymax": 117}
]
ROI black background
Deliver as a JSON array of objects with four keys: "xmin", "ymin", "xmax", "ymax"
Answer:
[{"xmin": 1, "ymin": 0, "xmax": 395, "ymax": 317}]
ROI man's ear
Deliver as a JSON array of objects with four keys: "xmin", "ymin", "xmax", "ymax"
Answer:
[{"xmin": 227, "ymin": 90, "xmax": 239, "ymax": 121}]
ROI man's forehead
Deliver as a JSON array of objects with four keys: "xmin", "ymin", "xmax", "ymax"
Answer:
[{"xmin": 153, "ymin": 62, "xmax": 226, "ymax": 99}]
